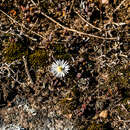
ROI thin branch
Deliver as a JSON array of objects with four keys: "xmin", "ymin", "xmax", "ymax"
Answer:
[
  {"xmin": 75, "ymin": 11, "xmax": 102, "ymax": 31},
  {"xmin": 0, "ymin": 30, "xmax": 18, "ymax": 37},
  {"xmin": 30, "ymin": 0, "xmax": 117, "ymax": 40},
  {"xmin": 0, "ymin": 30, "xmax": 37, "ymax": 41},
  {"xmin": 114, "ymin": 0, "xmax": 127, "ymax": 12},
  {"xmin": 40, "ymin": 11, "xmax": 117, "ymax": 40},
  {"xmin": 28, "ymin": 18, "xmax": 39, "ymax": 33},
  {"xmin": 0, "ymin": 9, "xmax": 46, "ymax": 40},
  {"xmin": 69, "ymin": 0, "xmax": 75, "ymax": 14},
  {"xmin": 30, "ymin": 0, "xmax": 37, "ymax": 6},
  {"xmin": 22, "ymin": 56, "xmax": 34, "ymax": 85}
]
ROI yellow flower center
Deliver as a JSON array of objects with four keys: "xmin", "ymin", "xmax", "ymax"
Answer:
[{"xmin": 57, "ymin": 66, "xmax": 63, "ymax": 72}]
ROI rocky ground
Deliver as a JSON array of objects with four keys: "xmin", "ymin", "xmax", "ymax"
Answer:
[{"xmin": 0, "ymin": 0, "xmax": 129, "ymax": 129}]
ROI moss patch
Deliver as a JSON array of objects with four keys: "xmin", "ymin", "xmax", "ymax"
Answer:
[
  {"xmin": 3, "ymin": 42, "xmax": 28, "ymax": 62},
  {"xmin": 53, "ymin": 43, "xmax": 71, "ymax": 60},
  {"xmin": 108, "ymin": 64, "xmax": 129, "ymax": 95},
  {"xmin": 28, "ymin": 49, "xmax": 48, "ymax": 68},
  {"xmin": 87, "ymin": 123, "xmax": 104, "ymax": 130},
  {"xmin": 87, "ymin": 122, "xmax": 113, "ymax": 130}
]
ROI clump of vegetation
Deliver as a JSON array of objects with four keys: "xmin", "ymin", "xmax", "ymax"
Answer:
[
  {"xmin": 58, "ymin": 87, "xmax": 79, "ymax": 114},
  {"xmin": 107, "ymin": 63, "xmax": 130, "ymax": 117},
  {"xmin": 55, "ymin": 53, "xmax": 71, "ymax": 60},
  {"xmin": 3, "ymin": 42, "xmax": 28, "ymax": 62},
  {"xmin": 29, "ymin": 49, "xmax": 48, "ymax": 68},
  {"xmin": 53, "ymin": 43, "xmax": 71, "ymax": 60},
  {"xmin": 108, "ymin": 63, "xmax": 129, "ymax": 96},
  {"xmin": 87, "ymin": 122, "xmax": 113, "ymax": 130},
  {"xmin": 87, "ymin": 123, "xmax": 104, "ymax": 130}
]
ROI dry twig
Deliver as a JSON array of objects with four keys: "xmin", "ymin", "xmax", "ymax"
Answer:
[
  {"xmin": 69, "ymin": 0, "xmax": 75, "ymax": 14},
  {"xmin": 0, "ymin": 30, "xmax": 37, "ymax": 41},
  {"xmin": 30, "ymin": 1, "xmax": 117, "ymax": 40},
  {"xmin": 75, "ymin": 11, "xmax": 102, "ymax": 31},
  {"xmin": 40, "ymin": 11, "xmax": 117, "ymax": 40},
  {"xmin": 0, "ymin": 9, "xmax": 46, "ymax": 40},
  {"xmin": 22, "ymin": 56, "xmax": 34, "ymax": 85},
  {"xmin": 114, "ymin": 0, "xmax": 127, "ymax": 12},
  {"xmin": 28, "ymin": 18, "xmax": 39, "ymax": 33}
]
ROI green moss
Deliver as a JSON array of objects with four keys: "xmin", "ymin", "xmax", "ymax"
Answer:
[
  {"xmin": 55, "ymin": 53, "xmax": 71, "ymax": 60},
  {"xmin": 53, "ymin": 43, "xmax": 71, "ymax": 60},
  {"xmin": 87, "ymin": 123, "xmax": 103, "ymax": 130},
  {"xmin": 29, "ymin": 49, "xmax": 48, "ymax": 68},
  {"xmin": 87, "ymin": 122, "xmax": 113, "ymax": 130},
  {"xmin": 41, "ymin": 0, "xmax": 57, "ymax": 11},
  {"xmin": 108, "ymin": 64, "xmax": 129, "ymax": 90},
  {"xmin": 108, "ymin": 64, "xmax": 130, "ymax": 114},
  {"xmin": 4, "ymin": 42, "xmax": 28, "ymax": 62}
]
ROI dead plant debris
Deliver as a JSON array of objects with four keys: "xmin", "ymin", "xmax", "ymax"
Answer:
[{"xmin": 0, "ymin": 0, "xmax": 129, "ymax": 129}]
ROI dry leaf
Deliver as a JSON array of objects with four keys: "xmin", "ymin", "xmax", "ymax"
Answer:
[
  {"xmin": 10, "ymin": 10, "xmax": 16, "ymax": 16},
  {"xmin": 92, "ymin": 114, "xmax": 99, "ymax": 120},
  {"xmin": 62, "ymin": 10, "xmax": 66, "ymax": 17},
  {"xmin": 99, "ymin": 110, "xmax": 108, "ymax": 118},
  {"xmin": 66, "ymin": 98, "xmax": 72, "ymax": 101},
  {"xmin": 65, "ymin": 114, "xmax": 72, "ymax": 119},
  {"xmin": 7, "ymin": 101, "xmax": 11, "ymax": 107},
  {"xmin": 101, "ymin": 0, "xmax": 109, "ymax": 4}
]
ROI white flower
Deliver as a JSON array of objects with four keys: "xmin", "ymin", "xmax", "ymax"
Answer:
[{"xmin": 51, "ymin": 60, "xmax": 70, "ymax": 78}]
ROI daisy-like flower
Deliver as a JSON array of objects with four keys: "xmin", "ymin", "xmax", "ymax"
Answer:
[{"xmin": 51, "ymin": 60, "xmax": 70, "ymax": 78}]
